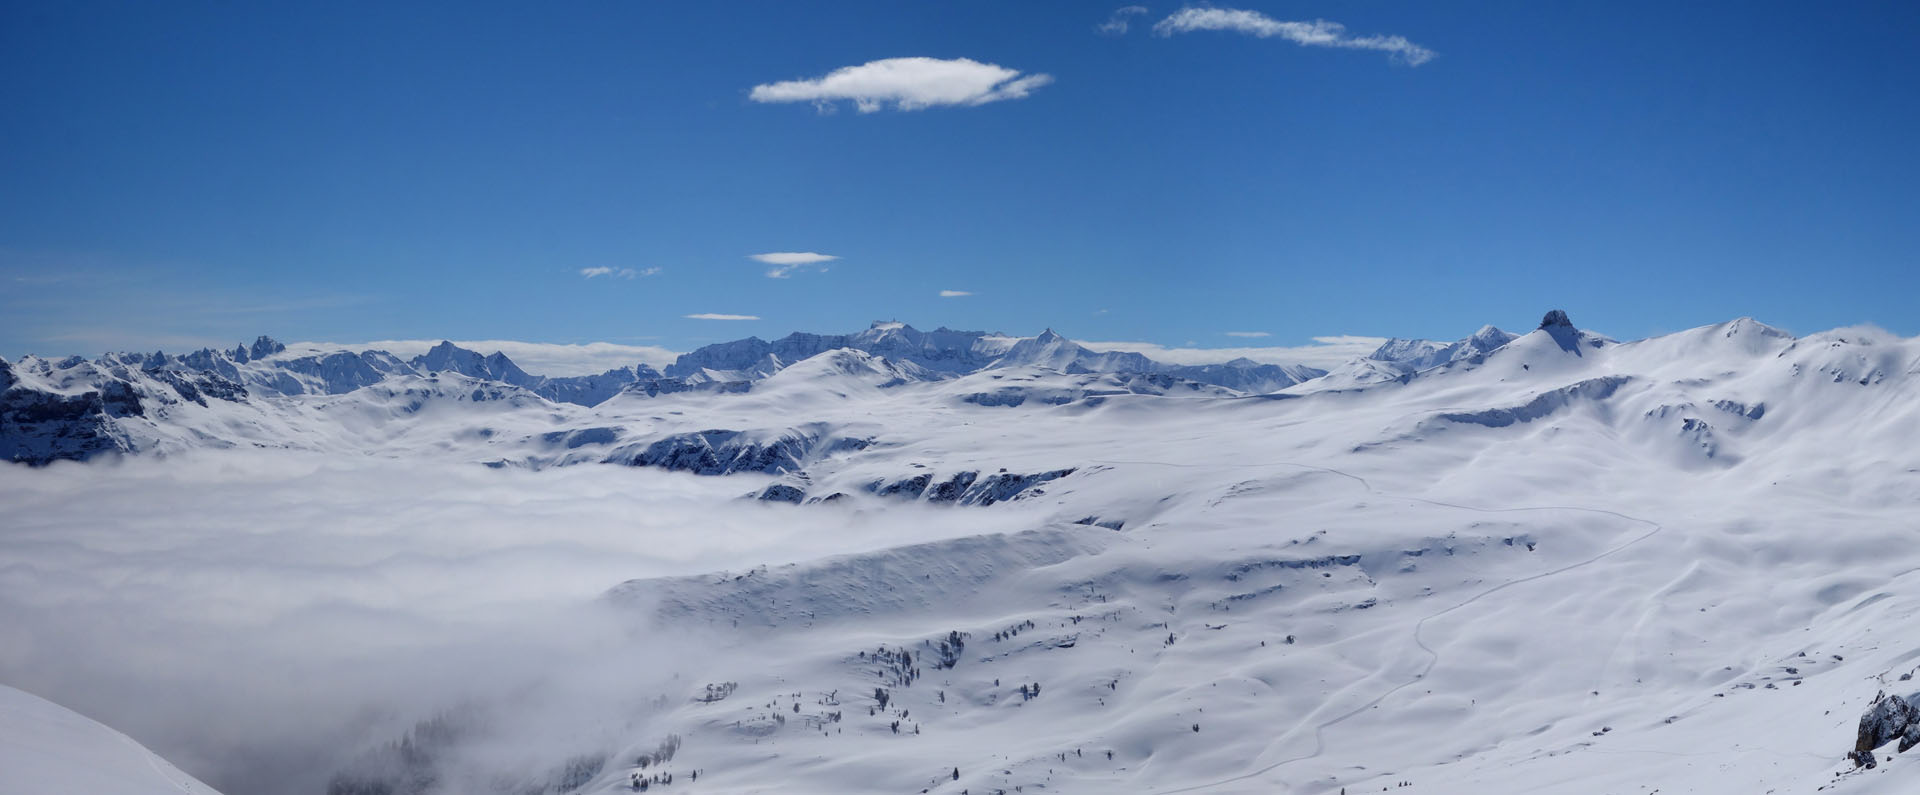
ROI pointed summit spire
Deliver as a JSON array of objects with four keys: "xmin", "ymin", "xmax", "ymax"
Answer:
[
  {"xmin": 1537, "ymin": 310, "xmax": 1589, "ymax": 354},
  {"xmin": 249, "ymin": 336, "xmax": 286, "ymax": 360}
]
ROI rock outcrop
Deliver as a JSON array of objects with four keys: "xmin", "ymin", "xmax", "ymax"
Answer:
[{"xmin": 1852, "ymin": 691, "xmax": 1920, "ymax": 767}]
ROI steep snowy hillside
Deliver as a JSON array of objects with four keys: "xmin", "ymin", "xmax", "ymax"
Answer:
[
  {"xmin": 5, "ymin": 310, "xmax": 1920, "ymax": 795},
  {"xmin": 0, "ymin": 685, "xmax": 224, "ymax": 795}
]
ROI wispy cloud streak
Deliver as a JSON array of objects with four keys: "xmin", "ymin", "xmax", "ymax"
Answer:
[{"xmin": 1153, "ymin": 7, "xmax": 1435, "ymax": 65}]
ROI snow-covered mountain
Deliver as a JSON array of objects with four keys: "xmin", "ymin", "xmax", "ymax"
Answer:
[{"xmin": 7, "ymin": 309, "xmax": 1920, "ymax": 795}]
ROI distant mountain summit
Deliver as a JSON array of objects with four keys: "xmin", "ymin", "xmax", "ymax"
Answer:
[
  {"xmin": 1361, "ymin": 324, "xmax": 1520, "ymax": 375},
  {"xmin": 663, "ymin": 322, "xmax": 1018, "ymax": 380},
  {"xmin": 662, "ymin": 321, "xmax": 1325, "ymax": 393}
]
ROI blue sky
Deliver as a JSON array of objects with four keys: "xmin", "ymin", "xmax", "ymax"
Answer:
[{"xmin": 3, "ymin": 0, "xmax": 1917, "ymax": 360}]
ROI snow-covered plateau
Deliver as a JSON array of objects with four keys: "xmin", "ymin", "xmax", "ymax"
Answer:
[{"xmin": 4, "ymin": 312, "xmax": 1920, "ymax": 794}]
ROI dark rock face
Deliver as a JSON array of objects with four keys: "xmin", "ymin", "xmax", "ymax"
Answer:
[
  {"xmin": 0, "ymin": 381, "xmax": 145, "ymax": 464},
  {"xmin": 757, "ymin": 484, "xmax": 806, "ymax": 503},
  {"xmin": 148, "ymin": 370, "xmax": 247, "ymax": 406},
  {"xmin": 1855, "ymin": 691, "xmax": 1920, "ymax": 760},
  {"xmin": 1536, "ymin": 309, "xmax": 1591, "ymax": 354},
  {"xmin": 875, "ymin": 473, "xmax": 933, "ymax": 499},
  {"xmin": 614, "ymin": 430, "xmax": 813, "ymax": 475},
  {"xmin": 249, "ymin": 335, "xmax": 286, "ymax": 360},
  {"xmin": 880, "ymin": 468, "xmax": 1075, "ymax": 505},
  {"xmin": 925, "ymin": 471, "xmax": 979, "ymax": 502},
  {"xmin": 966, "ymin": 468, "xmax": 1076, "ymax": 506},
  {"xmin": 1712, "ymin": 399, "xmax": 1766, "ymax": 421},
  {"xmin": 603, "ymin": 429, "xmax": 868, "ymax": 476}
]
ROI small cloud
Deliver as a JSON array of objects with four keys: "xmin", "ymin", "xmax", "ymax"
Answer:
[
  {"xmin": 685, "ymin": 313, "xmax": 761, "ymax": 321},
  {"xmin": 1225, "ymin": 331, "xmax": 1271, "ymax": 338},
  {"xmin": 581, "ymin": 267, "xmax": 660, "ymax": 280},
  {"xmin": 1097, "ymin": 5, "xmax": 1150, "ymax": 35},
  {"xmin": 750, "ymin": 252, "xmax": 837, "ymax": 266},
  {"xmin": 752, "ymin": 252, "xmax": 839, "ymax": 279},
  {"xmin": 939, "ymin": 290, "xmax": 973, "ymax": 298},
  {"xmin": 1153, "ymin": 7, "xmax": 1436, "ymax": 65},
  {"xmin": 749, "ymin": 57, "xmax": 1054, "ymax": 113},
  {"xmin": 1094, "ymin": 308, "xmax": 1110, "ymax": 316}
]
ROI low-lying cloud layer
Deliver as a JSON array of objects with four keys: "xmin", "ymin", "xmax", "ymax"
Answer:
[
  {"xmin": 0, "ymin": 452, "xmax": 1046, "ymax": 795},
  {"xmin": 1079, "ymin": 334, "xmax": 1386, "ymax": 369}
]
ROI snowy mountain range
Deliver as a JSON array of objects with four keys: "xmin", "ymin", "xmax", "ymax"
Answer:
[
  {"xmin": 1, "ymin": 320, "xmax": 1345, "ymax": 467},
  {"xmin": 6, "ymin": 310, "xmax": 1920, "ymax": 795}
]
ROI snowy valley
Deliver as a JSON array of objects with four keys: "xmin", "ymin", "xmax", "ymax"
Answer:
[{"xmin": 5, "ymin": 311, "xmax": 1920, "ymax": 795}]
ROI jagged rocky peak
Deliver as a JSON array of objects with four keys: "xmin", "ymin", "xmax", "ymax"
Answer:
[
  {"xmin": 1532, "ymin": 309, "xmax": 1605, "ymax": 356},
  {"xmin": 1034, "ymin": 328, "xmax": 1064, "ymax": 343},
  {"xmin": 418, "ymin": 340, "xmax": 467, "ymax": 361},
  {"xmin": 414, "ymin": 340, "xmax": 483, "ymax": 372},
  {"xmin": 249, "ymin": 335, "xmax": 286, "ymax": 360}
]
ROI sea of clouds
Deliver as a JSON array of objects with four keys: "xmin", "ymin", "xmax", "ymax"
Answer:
[{"xmin": 0, "ymin": 450, "xmax": 1046, "ymax": 794}]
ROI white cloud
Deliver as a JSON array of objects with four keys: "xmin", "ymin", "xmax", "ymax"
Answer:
[
  {"xmin": 580, "ymin": 267, "xmax": 656, "ymax": 280},
  {"xmin": 685, "ymin": 313, "xmax": 761, "ymax": 321},
  {"xmin": 749, "ymin": 252, "xmax": 837, "ymax": 266},
  {"xmin": 1225, "ymin": 331, "xmax": 1271, "ymax": 338},
  {"xmin": 1153, "ymin": 7, "xmax": 1436, "ymax": 65},
  {"xmin": 749, "ymin": 57, "xmax": 1054, "ymax": 113},
  {"xmin": 939, "ymin": 290, "xmax": 973, "ymax": 298},
  {"xmin": 1078, "ymin": 334, "xmax": 1387, "ymax": 369},
  {"xmin": 1097, "ymin": 5, "xmax": 1150, "ymax": 35},
  {"xmin": 752, "ymin": 252, "xmax": 839, "ymax": 279}
]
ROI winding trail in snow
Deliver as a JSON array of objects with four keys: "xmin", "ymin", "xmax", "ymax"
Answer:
[
  {"xmin": 121, "ymin": 727, "xmax": 202, "ymax": 795},
  {"xmin": 1087, "ymin": 458, "xmax": 1666, "ymax": 795}
]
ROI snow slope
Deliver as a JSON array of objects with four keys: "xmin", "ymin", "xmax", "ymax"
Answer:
[
  {"xmin": 4, "ymin": 310, "xmax": 1920, "ymax": 794},
  {"xmin": 0, "ymin": 685, "xmax": 223, "ymax": 795}
]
